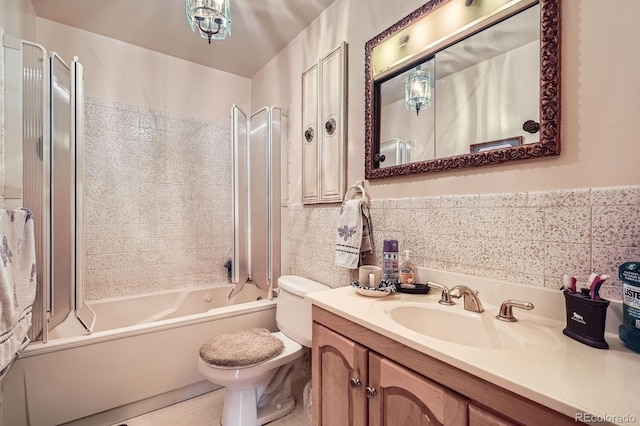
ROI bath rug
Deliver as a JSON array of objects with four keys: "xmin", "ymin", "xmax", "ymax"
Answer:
[{"xmin": 199, "ymin": 328, "xmax": 284, "ymax": 368}]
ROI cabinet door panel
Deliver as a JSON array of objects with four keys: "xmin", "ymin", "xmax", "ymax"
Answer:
[
  {"xmin": 469, "ymin": 403, "xmax": 518, "ymax": 426},
  {"xmin": 319, "ymin": 42, "xmax": 347, "ymax": 202},
  {"xmin": 312, "ymin": 323, "xmax": 368, "ymax": 426},
  {"xmin": 302, "ymin": 63, "xmax": 319, "ymax": 203},
  {"xmin": 384, "ymin": 391, "xmax": 434, "ymax": 425},
  {"xmin": 369, "ymin": 353, "xmax": 467, "ymax": 426}
]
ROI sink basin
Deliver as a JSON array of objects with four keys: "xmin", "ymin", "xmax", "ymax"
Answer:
[{"xmin": 375, "ymin": 302, "xmax": 561, "ymax": 350}]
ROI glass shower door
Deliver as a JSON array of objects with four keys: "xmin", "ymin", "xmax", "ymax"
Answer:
[{"xmin": 230, "ymin": 104, "xmax": 250, "ymax": 298}]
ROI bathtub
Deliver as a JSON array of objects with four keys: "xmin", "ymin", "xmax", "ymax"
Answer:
[{"xmin": 1, "ymin": 283, "xmax": 277, "ymax": 426}]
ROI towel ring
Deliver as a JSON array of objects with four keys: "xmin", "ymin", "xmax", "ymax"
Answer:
[{"xmin": 345, "ymin": 180, "xmax": 367, "ymax": 201}]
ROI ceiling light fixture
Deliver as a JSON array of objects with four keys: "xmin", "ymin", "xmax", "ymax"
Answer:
[
  {"xmin": 186, "ymin": 0, "xmax": 231, "ymax": 44},
  {"xmin": 404, "ymin": 65, "xmax": 432, "ymax": 116}
]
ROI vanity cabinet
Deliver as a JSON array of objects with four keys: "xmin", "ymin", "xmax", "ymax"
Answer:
[
  {"xmin": 312, "ymin": 322, "xmax": 467, "ymax": 426},
  {"xmin": 312, "ymin": 306, "xmax": 580, "ymax": 426}
]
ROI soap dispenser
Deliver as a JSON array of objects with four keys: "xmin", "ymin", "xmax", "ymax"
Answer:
[{"xmin": 398, "ymin": 250, "xmax": 418, "ymax": 289}]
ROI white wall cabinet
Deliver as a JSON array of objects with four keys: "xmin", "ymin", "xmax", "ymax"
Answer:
[{"xmin": 302, "ymin": 42, "xmax": 347, "ymax": 204}]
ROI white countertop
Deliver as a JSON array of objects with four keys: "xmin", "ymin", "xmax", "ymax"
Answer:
[{"xmin": 306, "ymin": 270, "xmax": 639, "ymax": 426}]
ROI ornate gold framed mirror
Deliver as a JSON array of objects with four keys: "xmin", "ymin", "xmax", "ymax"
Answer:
[{"xmin": 364, "ymin": 0, "xmax": 560, "ymax": 179}]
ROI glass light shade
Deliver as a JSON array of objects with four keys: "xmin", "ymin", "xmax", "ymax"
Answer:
[
  {"xmin": 186, "ymin": 0, "xmax": 231, "ymax": 43},
  {"xmin": 404, "ymin": 68, "xmax": 432, "ymax": 116}
]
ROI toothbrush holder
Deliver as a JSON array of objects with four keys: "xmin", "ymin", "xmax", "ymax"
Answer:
[{"xmin": 562, "ymin": 290, "xmax": 610, "ymax": 349}]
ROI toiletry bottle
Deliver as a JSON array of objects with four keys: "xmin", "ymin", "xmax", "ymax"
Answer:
[
  {"xmin": 619, "ymin": 261, "xmax": 640, "ymax": 353},
  {"xmin": 382, "ymin": 240, "xmax": 399, "ymax": 284},
  {"xmin": 398, "ymin": 250, "xmax": 418, "ymax": 289}
]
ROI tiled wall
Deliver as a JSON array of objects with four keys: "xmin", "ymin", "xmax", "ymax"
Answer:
[
  {"xmin": 79, "ymin": 95, "xmax": 640, "ymax": 303},
  {"xmin": 83, "ymin": 97, "xmax": 232, "ymax": 300},
  {"xmin": 288, "ymin": 186, "xmax": 640, "ymax": 302}
]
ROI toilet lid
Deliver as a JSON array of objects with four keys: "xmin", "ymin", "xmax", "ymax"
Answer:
[{"xmin": 199, "ymin": 328, "xmax": 285, "ymax": 368}]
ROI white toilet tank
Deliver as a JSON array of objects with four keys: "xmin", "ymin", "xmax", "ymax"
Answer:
[{"xmin": 276, "ymin": 275, "xmax": 328, "ymax": 347}]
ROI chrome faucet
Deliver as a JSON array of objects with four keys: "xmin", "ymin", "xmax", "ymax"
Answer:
[
  {"xmin": 449, "ymin": 285, "xmax": 484, "ymax": 313},
  {"xmin": 496, "ymin": 300, "xmax": 534, "ymax": 322},
  {"xmin": 426, "ymin": 281, "xmax": 455, "ymax": 306}
]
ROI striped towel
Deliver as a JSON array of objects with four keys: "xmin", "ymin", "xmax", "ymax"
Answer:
[
  {"xmin": 335, "ymin": 199, "xmax": 372, "ymax": 269},
  {"xmin": 0, "ymin": 208, "xmax": 36, "ymax": 380}
]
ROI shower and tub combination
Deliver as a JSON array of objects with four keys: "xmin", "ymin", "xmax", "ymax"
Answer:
[{"xmin": 0, "ymin": 30, "xmax": 288, "ymax": 426}]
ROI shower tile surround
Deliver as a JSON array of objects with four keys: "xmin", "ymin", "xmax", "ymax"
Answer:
[
  {"xmin": 83, "ymin": 97, "xmax": 232, "ymax": 300},
  {"xmin": 288, "ymin": 186, "xmax": 640, "ymax": 302}
]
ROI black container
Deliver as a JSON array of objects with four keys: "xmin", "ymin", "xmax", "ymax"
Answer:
[
  {"xmin": 563, "ymin": 290, "xmax": 610, "ymax": 349},
  {"xmin": 397, "ymin": 283, "xmax": 430, "ymax": 294}
]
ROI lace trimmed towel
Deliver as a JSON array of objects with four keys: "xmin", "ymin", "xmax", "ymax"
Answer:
[
  {"xmin": 0, "ymin": 208, "xmax": 36, "ymax": 380},
  {"xmin": 335, "ymin": 197, "xmax": 372, "ymax": 269}
]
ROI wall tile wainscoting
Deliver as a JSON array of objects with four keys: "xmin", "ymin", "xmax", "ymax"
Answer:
[{"xmin": 289, "ymin": 185, "xmax": 640, "ymax": 302}]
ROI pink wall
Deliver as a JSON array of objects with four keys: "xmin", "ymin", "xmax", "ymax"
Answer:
[
  {"xmin": 251, "ymin": 0, "xmax": 640, "ymax": 202},
  {"xmin": 35, "ymin": 18, "xmax": 251, "ymax": 122},
  {"xmin": 0, "ymin": 0, "xmax": 36, "ymax": 40}
]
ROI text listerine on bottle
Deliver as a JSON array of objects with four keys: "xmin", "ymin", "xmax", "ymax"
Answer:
[
  {"xmin": 619, "ymin": 261, "xmax": 640, "ymax": 353},
  {"xmin": 623, "ymin": 284, "xmax": 640, "ymax": 328}
]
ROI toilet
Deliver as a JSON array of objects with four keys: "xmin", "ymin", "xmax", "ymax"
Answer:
[{"xmin": 198, "ymin": 275, "xmax": 328, "ymax": 426}]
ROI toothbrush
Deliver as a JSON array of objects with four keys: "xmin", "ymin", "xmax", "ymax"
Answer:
[
  {"xmin": 562, "ymin": 274, "xmax": 577, "ymax": 292},
  {"xmin": 590, "ymin": 274, "xmax": 610, "ymax": 300}
]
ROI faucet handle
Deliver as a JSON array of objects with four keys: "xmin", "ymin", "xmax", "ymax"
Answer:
[
  {"xmin": 426, "ymin": 281, "xmax": 455, "ymax": 306},
  {"xmin": 496, "ymin": 300, "xmax": 535, "ymax": 322}
]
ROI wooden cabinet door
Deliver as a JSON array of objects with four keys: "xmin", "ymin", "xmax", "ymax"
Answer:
[
  {"xmin": 469, "ymin": 403, "xmax": 516, "ymax": 426},
  {"xmin": 312, "ymin": 323, "xmax": 368, "ymax": 426},
  {"xmin": 368, "ymin": 353, "xmax": 468, "ymax": 426}
]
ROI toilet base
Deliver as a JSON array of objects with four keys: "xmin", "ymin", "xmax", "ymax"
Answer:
[
  {"xmin": 257, "ymin": 395, "xmax": 295, "ymax": 425},
  {"xmin": 220, "ymin": 389, "xmax": 296, "ymax": 426}
]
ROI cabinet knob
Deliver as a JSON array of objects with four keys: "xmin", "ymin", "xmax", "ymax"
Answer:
[
  {"xmin": 325, "ymin": 117, "xmax": 337, "ymax": 135},
  {"xmin": 365, "ymin": 387, "xmax": 377, "ymax": 399},
  {"xmin": 304, "ymin": 126, "xmax": 314, "ymax": 143},
  {"xmin": 349, "ymin": 378, "xmax": 361, "ymax": 389}
]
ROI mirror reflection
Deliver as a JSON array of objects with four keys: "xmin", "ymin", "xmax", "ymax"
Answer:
[
  {"xmin": 377, "ymin": 4, "xmax": 539, "ymax": 168},
  {"xmin": 365, "ymin": 0, "xmax": 560, "ymax": 178},
  {"xmin": 379, "ymin": 59, "xmax": 435, "ymax": 167}
]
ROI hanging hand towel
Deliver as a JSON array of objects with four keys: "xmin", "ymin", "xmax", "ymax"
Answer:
[
  {"xmin": 335, "ymin": 197, "xmax": 373, "ymax": 269},
  {"xmin": 0, "ymin": 208, "xmax": 36, "ymax": 380}
]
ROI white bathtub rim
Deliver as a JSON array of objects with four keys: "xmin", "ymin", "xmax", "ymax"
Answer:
[
  {"xmin": 86, "ymin": 283, "xmax": 237, "ymax": 305},
  {"xmin": 21, "ymin": 298, "xmax": 276, "ymax": 358}
]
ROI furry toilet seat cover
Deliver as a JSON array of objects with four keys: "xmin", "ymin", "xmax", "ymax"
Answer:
[{"xmin": 199, "ymin": 328, "xmax": 285, "ymax": 368}]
